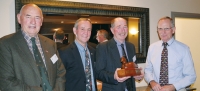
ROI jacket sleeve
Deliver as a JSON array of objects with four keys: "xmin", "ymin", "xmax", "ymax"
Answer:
[{"xmin": 53, "ymin": 50, "xmax": 66, "ymax": 91}]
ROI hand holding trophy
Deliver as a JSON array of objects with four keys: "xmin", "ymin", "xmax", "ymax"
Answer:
[{"xmin": 117, "ymin": 56, "xmax": 141, "ymax": 78}]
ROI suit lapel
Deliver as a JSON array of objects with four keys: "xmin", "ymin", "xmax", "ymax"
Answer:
[
  {"xmin": 71, "ymin": 42, "xmax": 85, "ymax": 72},
  {"xmin": 14, "ymin": 31, "xmax": 41, "ymax": 79},
  {"xmin": 126, "ymin": 42, "xmax": 132, "ymax": 62},
  {"xmin": 38, "ymin": 35, "xmax": 54, "ymax": 84},
  {"xmin": 88, "ymin": 45, "xmax": 96, "ymax": 70},
  {"xmin": 109, "ymin": 39, "xmax": 121, "ymax": 67},
  {"xmin": 125, "ymin": 42, "xmax": 135, "ymax": 62}
]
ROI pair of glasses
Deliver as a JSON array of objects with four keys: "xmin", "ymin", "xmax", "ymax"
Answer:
[{"xmin": 157, "ymin": 27, "xmax": 172, "ymax": 31}]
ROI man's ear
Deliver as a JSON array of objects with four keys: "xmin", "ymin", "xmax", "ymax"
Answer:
[
  {"xmin": 17, "ymin": 14, "xmax": 21, "ymax": 24},
  {"xmin": 73, "ymin": 27, "xmax": 77, "ymax": 36},
  {"xmin": 40, "ymin": 17, "xmax": 43, "ymax": 26},
  {"xmin": 172, "ymin": 27, "xmax": 176, "ymax": 34},
  {"xmin": 110, "ymin": 27, "xmax": 114, "ymax": 34}
]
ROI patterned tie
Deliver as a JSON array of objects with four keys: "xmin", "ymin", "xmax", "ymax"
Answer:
[
  {"xmin": 159, "ymin": 42, "xmax": 168, "ymax": 86},
  {"xmin": 85, "ymin": 49, "xmax": 92, "ymax": 91},
  {"xmin": 31, "ymin": 37, "xmax": 52, "ymax": 91}
]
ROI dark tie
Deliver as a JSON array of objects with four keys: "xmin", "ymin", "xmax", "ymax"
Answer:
[
  {"xmin": 85, "ymin": 49, "xmax": 92, "ymax": 91},
  {"xmin": 31, "ymin": 37, "xmax": 52, "ymax": 91},
  {"xmin": 159, "ymin": 42, "xmax": 168, "ymax": 86},
  {"xmin": 120, "ymin": 44, "xmax": 133, "ymax": 91},
  {"xmin": 121, "ymin": 44, "xmax": 126, "ymax": 57}
]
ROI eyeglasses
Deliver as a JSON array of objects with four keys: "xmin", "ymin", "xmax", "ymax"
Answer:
[{"xmin": 157, "ymin": 27, "xmax": 172, "ymax": 31}]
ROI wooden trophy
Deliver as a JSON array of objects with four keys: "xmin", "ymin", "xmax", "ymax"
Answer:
[{"xmin": 117, "ymin": 56, "xmax": 141, "ymax": 78}]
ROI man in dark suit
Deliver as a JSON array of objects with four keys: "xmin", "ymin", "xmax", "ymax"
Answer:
[
  {"xmin": 95, "ymin": 17, "xmax": 144, "ymax": 91},
  {"xmin": 0, "ymin": 4, "xmax": 66, "ymax": 91},
  {"xmin": 58, "ymin": 18, "xmax": 97, "ymax": 91},
  {"xmin": 53, "ymin": 29, "xmax": 68, "ymax": 50}
]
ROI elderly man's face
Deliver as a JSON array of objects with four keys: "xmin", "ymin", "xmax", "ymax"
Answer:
[
  {"xmin": 157, "ymin": 19, "xmax": 175, "ymax": 42},
  {"xmin": 111, "ymin": 18, "xmax": 128, "ymax": 43},
  {"xmin": 17, "ymin": 5, "xmax": 43, "ymax": 37}
]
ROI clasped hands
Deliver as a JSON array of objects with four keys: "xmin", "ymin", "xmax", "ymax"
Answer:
[
  {"xmin": 150, "ymin": 80, "xmax": 176, "ymax": 91},
  {"xmin": 114, "ymin": 67, "xmax": 144, "ymax": 82}
]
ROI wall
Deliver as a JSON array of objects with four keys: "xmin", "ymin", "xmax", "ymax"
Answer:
[
  {"xmin": 176, "ymin": 18, "xmax": 200, "ymax": 90},
  {"xmin": 0, "ymin": 0, "xmax": 15, "ymax": 37},
  {"xmin": 1, "ymin": 0, "xmax": 200, "ymax": 89}
]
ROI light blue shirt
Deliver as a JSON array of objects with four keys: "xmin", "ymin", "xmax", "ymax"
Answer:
[
  {"xmin": 75, "ymin": 40, "xmax": 96, "ymax": 91},
  {"xmin": 114, "ymin": 38, "xmax": 129, "ymax": 60},
  {"xmin": 144, "ymin": 37, "xmax": 196, "ymax": 90}
]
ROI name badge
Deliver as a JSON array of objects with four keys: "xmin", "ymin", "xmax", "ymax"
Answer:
[
  {"xmin": 132, "ymin": 55, "xmax": 136, "ymax": 62},
  {"xmin": 50, "ymin": 54, "xmax": 58, "ymax": 64}
]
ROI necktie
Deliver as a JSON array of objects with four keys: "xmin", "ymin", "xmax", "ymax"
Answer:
[
  {"xmin": 121, "ymin": 44, "xmax": 128, "ymax": 60},
  {"xmin": 31, "ymin": 37, "xmax": 52, "ymax": 91},
  {"xmin": 159, "ymin": 42, "xmax": 168, "ymax": 86},
  {"xmin": 120, "ymin": 44, "xmax": 133, "ymax": 91},
  {"xmin": 85, "ymin": 49, "xmax": 92, "ymax": 91}
]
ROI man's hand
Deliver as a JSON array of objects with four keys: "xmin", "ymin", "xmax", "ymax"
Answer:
[
  {"xmin": 114, "ymin": 68, "xmax": 131, "ymax": 82},
  {"xmin": 160, "ymin": 85, "xmax": 176, "ymax": 91},
  {"xmin": 150, "ymin": 80, "xmax": 162, "ymax": 91},
  {"xmin": 133, "ymin": 67, "xmax": 144, "ymax": 80}
]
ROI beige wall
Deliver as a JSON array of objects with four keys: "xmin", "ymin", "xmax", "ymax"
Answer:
[
  {"xmin": 176, "ymin": 18, "xmax": 200, "ymax": 90},
  {"xmin": 1, "ymin": 0, "xmax": 200, "ymax": 88},
  {"xmin": 0, "ymin": 0, "xmax": 15, "ymax": 37}
]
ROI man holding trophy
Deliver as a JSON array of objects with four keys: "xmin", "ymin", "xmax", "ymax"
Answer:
[{"xmin": 95, "ymin": 17, "xmax": 144, "ymax": 91}]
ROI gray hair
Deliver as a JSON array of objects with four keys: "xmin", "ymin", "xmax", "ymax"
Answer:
[
  {"xmin": 74, "ymin": 18, "xmax": 92, "ymax": 29},
  {"xmin": 157, "ymin": 16, "xmax": 175, "ymax": 28},
  {"xmin": 97, "ymin": 29, "xmax": 109, "ymax": 39}
]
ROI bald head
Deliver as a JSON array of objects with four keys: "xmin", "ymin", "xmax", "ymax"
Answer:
[
  {"xmin": 111, "ymin": 17, "xmax": 127, "ymax": 28},
  {"xmin": 17, "ymin": 4, "xmax": 43, "ymax": 37},
  {"xmin": 19, "ymin": 4, "xmax": 43, "ymax": 17}
]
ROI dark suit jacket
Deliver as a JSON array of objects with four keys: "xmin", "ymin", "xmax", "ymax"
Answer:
[
  {"xmin": 0, "ymin": 30, "xmax": 66, "ymax": 91},
  {"xmin": 58, "ymin": 42, "xmax": 97, "ymax": 91},
  {"xmin": 56, "ymin": 42, "xmax": 68, "ymax": 50},
  {"xmin": 95, "ymin": 38, "xmax": 136, "ymax": 91}
]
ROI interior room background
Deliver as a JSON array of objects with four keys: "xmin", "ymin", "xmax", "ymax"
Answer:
[{"xmin": 1, "ymin": 0, "xmax": 200, "ymax": 89}]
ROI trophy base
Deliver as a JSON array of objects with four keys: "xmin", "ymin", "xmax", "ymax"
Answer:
[{"xmin": 117, "ymin": 68, "xmax": 141, "ymax": 78}]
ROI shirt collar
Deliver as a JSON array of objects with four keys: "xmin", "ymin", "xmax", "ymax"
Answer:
[
  {"xmin": 21, "ymin": 30, "xmax": 39, "ymax": 41},
  {"xmin": 113, "ymin": 38, "xmax": 125, "ymax": 46},
  {"xmin": 75, "ymin": 40, "xmax": 87, "ymax": 51},
  {"xmin": 161, "ymin": 37, "xmax": 175, "ymax": 46}
]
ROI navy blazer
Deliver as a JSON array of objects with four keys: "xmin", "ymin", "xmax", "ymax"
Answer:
[
  {"xmin": 58, "ymin": 42, "xmax": 97, "ymax": 91},
  {"xmin": 95, "ymin": 38, "xmax": 136, "ymax": 91}
]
